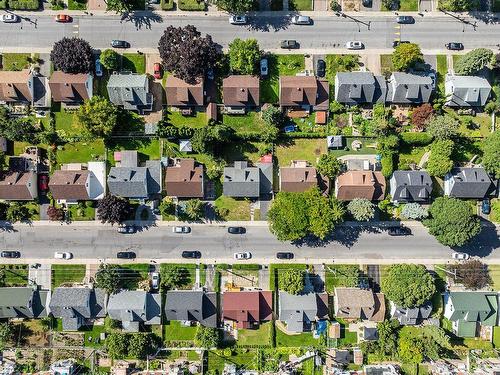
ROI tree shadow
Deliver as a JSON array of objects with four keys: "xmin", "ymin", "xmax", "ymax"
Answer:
[
  {"xmin": 452, "ymin": 221, "xmax": 500, "ymax": 258},
  {"xmin": 121, "ymin": 11, "xmax": 164, "ymax": 30},
  {"xmin": 246, "ymin": 13, "xmax": 294, "ymax": 32},
  {"xmin": 331, "ymin": 226, "xmax": 383, "ymax": 249}
]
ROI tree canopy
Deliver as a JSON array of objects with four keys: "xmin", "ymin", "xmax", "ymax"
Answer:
[
  {"xmin": 0, "ymin": 322, "xmax": 12, "ymax": 351},
  {"xmin": 427, "ymin": 115, "xmax": 459, "ymax": 140},
  {"xmin": 228, "ymin": 38, "xmax": 261, "ymax": 75},
  {"xmin": 194, "ymin": 326, "xmax": 220, "ymax": 348},
  {"xmin": 76, "ymin": 96, "xmax": 119, "ymax": 138},
  {"xmin": 449, "ymin": 260, "xmax": 492, "ymax": 290},
  {"xmin": 347, "ymin": 198, "xmax": 375, "ymax": 221},
  {"xmin": 97, "ymin": 194, "xmax": 132, "ymax": 225},
  {"xmin": 94, "ymin": 263, "xmax": 122, "ymax": 294},
  {"xmin": 482, "ymin": 130, "xmax": 500, "ymax": 178},
  {"xmin": 158, "ymin": 25, "xmax": 221, "ymax": 84},
  {"xmin": 454, "ymin": 48, "xmax": 493, "ymax": 75},
  {"xmin": 105, "ymin": 0, "xmax": 139, "ymax": 13},
  {"xmin": 191, "ymin": 123, "xmax": 234, "ymax": 155},
  {"xmin": 51, "ymin": 37, "xmax": 94, "ymax": 74},
  {"xmin": 382, "ymin": 264, "xmax": 436, "ymax": 308},
  {"xmin": 100, "ymin": 49, "xmax": 121, "ymax": 71},
  {"xmin": 160, "ymin": 266, "xmax": 191, "ymax": 290},
  {"xmin": 391, "ymin": 43, "xmax": 423, "ymax": 71},
  {"xmin": 183, "ymin": 199, "xmax": 205, "ymax": 221},
  {"xmin": 426, "ymin": 140, "xmax": 454, "ymax": 177},
  {"xmin": 411, "ymin": 103, "xmax": 434, "ymax": 131},
  {"xmin": 316, "ymin": 154, "xmax": 343, "ymax": 180},
  {"xmin": 278, "ymin": 269, "xmax": 305, "ymax": 295},
  {"xmin": 209, "ymin": 0, "xmax": 256, "ymax": 12},
  {"xmin": 424, "ymin": 196, "xmax": 482, "ymax": 247}
]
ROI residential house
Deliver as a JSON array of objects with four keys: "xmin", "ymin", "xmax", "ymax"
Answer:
[
  {"xmin": 444, "ymin": 167, "xmax": 493, "ymax": 199},
  {"xmin": 0, "ymin": 171, "xmax": 37, "ymax": 200},
  {"xmin": 278, "ymin": 292, "xmax": 329, "ymax": 333},
  {"xmin": 107, "ymin": 150, "xmax": 162, "ymax": 200},
  {"xmin": 445, "ymin": 74, "xmax": 491, "ymax": 107},
  {"xmin": 165, "ymin": 76, "xmax": 204, "ymax": 111},
  {"xmin": 334, "ymin": 288, "xmax": 386, "ymax": 322},
  {"xmin": 222, "ymin": 75, "xmax": 259, "ymax": 113},
  {"xmin": 0, "ymin": 287, "xmax": 48, "ymax": 319},
  {"xmin": 0, "ymin": 69, "xmax": 49, "ymax": 108},
  {"xmin": 223, "ymin": 160, "xmax": 273, "ymax": 198},
  {"xmin": 49, "ymin": 169, "xmax": 91, "ymax": 203},
  {"xmin": 165, "ymin": 290, "xmax": 217, "ymax": 328},
  {"xmin": 279, "ymin": 76, "xmax": 329, "ymax": 112},
  {"xmin": 222, "ymin": 291, "xmax": 273, "ymax": 329},
  {"xmin": 444, "ymin": 291, "xmax": 498, "ymax": 337},
  {"xmin": 107, "ymin": 290, "xmax": 161, "ymax": 332},
  {"xmin": 50, "ymin": 360, "xmax": 77, "ymax": 375},
  {"xmin": 49, "ymin": 287, "xmax": 106, "ymax": 331},
  {"xmin": 279, "ymin": 160, "xmax": 328, "ymax": 193},
  {"xmin": 335, "ymin": 170, "xmax": 386, "ymax": 201},
  {"xmin": 390, "ymin": 300, "xmax": 432, "ymax": 325},
  {"xmin": 49, "ymin": 72, "xmax": 92, "ymax": 105},
  {"xmin": 386, "ymin": 72, "xmax": 433, "ymax": 104},
  {"xmin": 389, "ymin": 170, "xmax": 433, "ymax": 203},
  {"xmin": 364, "ymin": 365, "xmax": 401, "ymax": 375},
  {"xmin": 164, "ymin": 158, "xmax": 204, "ymax": 198},
  {"xmin": 107, "ymin": 72, "xmax": 153, "ymax": 113},
  {"xmin": 334, "ymin": 72, "xmax": 387, "ymax": 105}
]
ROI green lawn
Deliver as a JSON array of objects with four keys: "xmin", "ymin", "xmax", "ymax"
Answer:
[
  {"xmin": 167, "ymin": 111, "xmax": 207, "ymax": 128},
  {"xmin": 436, "ymin": 55, "xmax": 448, "ymax": 93},
  {"xmin": 0, "ymin": 265, "xmax": 29, "ymax": 287},
  {"xmin": 444, "ymin": 109, "xmax": 492, "ymax": 137},
  {"xmin": 121, "ymin": 53, "xmax": 146, "ymax": 74},
  {"xmin": 328, "ymin": 136, "xmax": 378, "ymax": 157},
  {"xmin": 68, "ymin": 203, "xmax": 95, "ymax": 221},
  {"xmin": 397, "ymin": 144, "xmax": 428, "ymax": 170},
  {"xmin": 107, "ymin": 138, "xmax": 161, "ymax": 165},
  {"xmin": 164, "ymin": 321, "xmax": 197, "ymax": 342},
  {"xmin": 238, "ymin": 322, "xmax": 271, "ymax": 346},
  {"xmin": 52, "ymin": 264, "xmax": 86, "ymax": 288},
  {"xmin": 178, "ymin": 0, "xmax": 206, "ymax": 10},
  {"xmin": 68, "ymin": 0, "xmax": 87, "ymax": 9},
  {"xmin": 399, "ymin": 0, "xmax": 418, "ymax": 10},
  {"xmin": 261, "ymin": 54, "xmax": 305, "ymax": 104},
  {"xmin": 56, "ymin": 140, "xmax": 105, "ymax": 166},
  {"xmin": 325, "ymin": 54, "xmax": 360, "ymax": 84},
  {"xmin": 275, "ymin": 138, "xmax": 327, "ymax": 167},
  {"xmin": 325, "ymin": 265, "xmax": 360, "ymax": 293},
  {"xmin": 491, "ymin": 198, "xmax": 500, "ymax": 223},
  {"xmin": 276, "ymin": 327, "xmax": 321, "ymax": 347},
  {"xmin": 222, "ymin": 112, "xmax": 266, "ymax": 134},
  {"xmin": 214, "ymin": 196, "xmax": 251, "ymax": 221},
  {"xmin": 118, "ymin": 264, "xmax": 150, "ymax": 290},
  {"xmin": 52, "ymin": 103, "xmax": 79, "ymax": 135},
  {"xmin": 0, "ymin": 53, "xmax": 36, "ymax": 71},
  {"xmin": 269, "ymin": 264, "xmax": 307, "ymax": 290},
  {"xmin": 208, "ymin": 350, "xmax": 257, "ymax": 373},
  {"xmin": 289, "ymin": 0, "xmax": 312, "ymax": 10},
  {"xmin": 220, "ymin": 141, "xmax": 269, "ymax": 164},
  {"xmin": 335, "ymin": 318, "xmax": 358, "ymax": 346},
  {"xmin": 83, "ymin": 324, "xmax": 106, "ymax": 348},
  {"xmin": 95, "ymin": 73, "xmax": 110, "ymax": 100},
  {"xmin": 160, "ymin": 263, "xmax": 198, "ymax": 290},
  {"xmin": 380, "ymin": 54, "xmax": 394, "ymax": 76}
]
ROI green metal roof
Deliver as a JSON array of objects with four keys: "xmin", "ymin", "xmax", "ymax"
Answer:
[
  {"xmin": 448, "ymin": 292, "xmax": 498, "ymax": 327},
  {"xmin": 457, "ymin": 320, "xmax": 478, "ymax": 337}
]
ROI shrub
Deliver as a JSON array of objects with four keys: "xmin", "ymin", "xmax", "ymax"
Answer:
[
  {"xmin": 381, "ymin": 152, "xmax": 395, "ymax": 178},
  {"xmin": 401, "ymin": 203, "xmax": 428, "ymax": 220},
  {"xmin": 160, "ymin": 0, "xmax": 174, "ymax": 9},
  {"xmin": 347, "ymin": 198, "xmax": 375, "ymax": 221},
  {"xmin": 178, "ymin": 0, "xmax": 205, "ymax": 10},
  {"xmin": 400, "ymin": 132, "xmax": 433, "ymax": 146},
  {"xmin": 8, "ymin": 0, "xmax": 40, "ymax": 9},
  {"xmin": 454, "ymin": 48, "xmax": 493, "ymax": 75}
]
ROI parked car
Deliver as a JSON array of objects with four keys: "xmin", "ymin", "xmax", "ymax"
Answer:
[
  {"xmin": 151, "ymin": 272, "xmax": 160, "ymax": 290},
  {"xmin": 392, "ymin": 40, "xmax": 410, "ymax": 48},
  {"xmin": 388, "ymin": 226, "xmax": 411, "ymax": 236},
  {"xmin": 181, "ymin": 250, "xmax": 201, "ymax": 259},
  {"xmin": 1, "ymin": 14, "xmax": 19, "ymax": 23},
  {"xmin": 396, "ymin": 15, "xmax": 414, "ymax": 24},
  {"xmin": 229, "ymin": 15, "xmax": 248, "ymax": 25},
  {"xmin": 173, "ymin": 226, "xmax": 191, "ymax": 234},
  {"xmin": 234, "ymin": 252, "xmax": 252, "ymax": 260},
  {"xmin": 276, "ymin": 252, "xmax": 294, "ymax": 260},
  {"xmin": 1, "ymin": 251, "xmax": 20, "ymax": 258},
  {"xmin": 452, "ymin": 252, "xmax": 470, "ymax": 261},
  {"xmin": 316, "ymin": 59, "xmax": 326, "ymax": 78},
  {"xmin": 111, "ymin": 40, "xmax": 130, "ymax": 48},
  {"xmin": 482, "ymin": 198, "xmax": 491, "ymax": 215},
  {"xmin": 153, "ymin": 62, "xmax": 162, "ymax": 79},
  {"xmin": 280, "ymin": 40, "xmax": 299, "ymax": 49},
  {"xmin": 54, "ymin": 252, "xmax": 73, "ymax": 260},
  {"xmin": 291, "ymin": 15, "xmax": 312, "ymax": 25},
  {"xmin": 345, "ymin": 41, "xmax": 364, "ymax": 50},
  {"xmin": 116, "ymin": 251, "xmax": 136, "ymax": 259},
  {"xmin": 228, "ymin": 226, "xmax": 245, "ymax": 234},
  {"xmin": 55, "ymin": 14, "xmax": 72, "ymax": 23},
  {"xmin": 260, "ymin": 58, "xmax": 269, "ymax": 78},
  {"xmin": 284, "ymin": 125, "xmax": 297, "ymax": 133},
  {"xmin": 445, "ymin": 42, "xmax": 464, "ymax": 50},
  {"xmin": 118, "ymin": 225, "xmax": 136, "ymax": 234},
  {"xmin": 362, "ymin": 0, "xmax": 372, "ymax": 7},
  {"xmin": 38, "ymin": 175, "xmax": 49, "ymax": 192},
  {"xmin": 95, "ymin": 58, "xmax": 103, "ymax": 77}
]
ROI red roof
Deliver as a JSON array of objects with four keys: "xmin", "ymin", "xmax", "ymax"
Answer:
[{"xmin": 223, "ymin": 291, "xmax": 273, "ymax": 329}]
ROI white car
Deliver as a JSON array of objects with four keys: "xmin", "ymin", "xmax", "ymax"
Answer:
[
  {"xmin": 1, "ymin": 14, "xmax": 19, "ymax": 23},
  {"xmin": 173, "ymin": 226, "xmax": 191, "ymax": 234},
  {"xmin": 452, "ymin": 252, "xmax": 470, "ymax": 261},
  {"xmin": 345, "ymin": 41, "xmax": 364, "ymax": 50},
  {"xmin": 229, "ymin": 15, "xmax": 248, "ymax": 25},
  {"xmin": 291, "ymin": 15, "xmax": 311, "ymax": 25},
  {"xmin": 54, "ymin": 251, "xmax": 73, "ymax": 260},
  {"xmin": 234, "ymin": 252, "xmax": 252, "ymax": 260},
  {"xmin": 151, "ymin": 272, "xmax": 160, "ymax": 290}
]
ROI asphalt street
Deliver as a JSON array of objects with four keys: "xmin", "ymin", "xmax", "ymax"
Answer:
[
  {"xmin": 0, "ymin": 223, "xmax": 498, "ymax": 263},
  {"xmin": 0, "ymin": 13, "xmax": 498, "ymax": 52}
]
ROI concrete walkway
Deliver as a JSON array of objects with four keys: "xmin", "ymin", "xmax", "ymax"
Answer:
[{"xmin": 28, "ymin": 263, "xmax": 51, "ymax": 290}]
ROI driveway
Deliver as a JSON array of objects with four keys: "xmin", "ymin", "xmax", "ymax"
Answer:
[
  {"xmin": 359, "ymin": 54, "xmax": 381, "ymax": 75},
  {"xmin": 360, "ymin": 0, "xmax": 381, "ymax": 11},
  {"xmin": 419, "ymin": 0, "xmax": 434, "ymax": 11},
  {"xmin": 29, "ymin": 264, "xmax": 51, "ymax": 291},
  {"xmin": 87, "ymin": 0, "xmax": 106, "ymax": 11},
  {"xmin": 314, "ymin": 0, "xmax": 329, "ymax": 10},
  {"xmin": 366, "ymin": 265, "xmax": 380, "ymax": 292}
]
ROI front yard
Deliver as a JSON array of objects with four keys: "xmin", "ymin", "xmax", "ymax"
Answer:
[
  {"xmin": 118, "ymin": 264, "xmax": 150, "ymax": 290},
  {"xmin": 52, "ymin": 264, "xmax": 86, "ymax": 288},
  {"xmin": 288, "ymin": 0, "xmax": 312, "ymax": 10},
  {"xmin": 121, "ymin": 53, "xmax": 146, "ymax": 74},
  {"xmin": 160, "ymin": 263, "xmax": 199, "ymax": 290},
  {"xmin": 0, "ymin": 264, "xmax": 29, "ymax": 286},
  {"xmin": 261, "ymin": 54, "xmax": 305, "ymax": 104},
  {"xmin": 0, "ymin": 53, "xmax": 37, "ymax": 71},
  {"xmin": 67, "ymin": 202, "xmax": 95, "ymax": 221},
  {"xmin": 214, "ymin": 196, "xmax": 251, "ymax": 221}
]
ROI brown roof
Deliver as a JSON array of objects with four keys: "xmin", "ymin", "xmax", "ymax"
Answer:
[
  {"xmin": 0, "ymin": 171, "xmax": 36, "ymax": 200},
  {"xmin": 164, "ymin": 159, "xmax": 204, "ymax": 198},
  {"xmin": 336, "ymin": 171, "xmax": 386, "ymax": 201},
  {"xmin": 223, "ymin": 291, "xmax": 273, "ymax": 329},
  {"xmin": 49, "ymin": 170, "xmax": 90, "ymax": 200},
  {"xmin": 280, "ymin": 166, "xmax": 318, "ymax": 192},
  {"xmin": 49, "ymin": 72, "xmax": 91, "ymax": 103},
  {"xmin": 334, "ymin": 288, "xmax": 385, "ymax": 322},
  {"xmin": 0, "ymin": 70, "xmax": 32, "ymax": 103},
  {"xmin": 165, "ymin": 76, "xmax": 204, "ymax": 107},
  {"xmin": 222, "ymin": 75, "xmax": 260, "ymax": 107},
  {"xmin": 279, "ymin": 76, "xmax": 329, "ymax": 110}
]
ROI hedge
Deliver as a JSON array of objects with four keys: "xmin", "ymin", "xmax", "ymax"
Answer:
[
  {"xmin": 177, "ymin": 0, "xmax": 205, "ymax": 10},
  {"xmin": 381, "ymin": 152, "xmax": 395, "ymax": 178},
  {"xmin": 7, "ymin": 0, "xmax": 40, "ymax": 9},
  {"xmin": 400, "ymin": 132, "xmax": 433, "ymax": 146},
  {"xmin": 160, "ymin": 0, "xmax": 174, "ymax": 9},
  {"xmin": 0, "ymin": 0, "xmax": 6, "ymax": 8},
  {"xmin": 232, "ymin": 264, "xmax": 261, "ymax": 271}
]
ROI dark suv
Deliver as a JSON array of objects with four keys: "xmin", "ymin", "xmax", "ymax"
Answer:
[
  {"xmin": 280, "ymin": 40, "xmax": 299, "ymax": 49},
  {"xmin": 117, "ymin": 251, "xmax": 136, "ymax": 259},
  {"xmin": 182, "ymin": 251, "xmax": 202, "ymax": 259},
  {"xmin": 276, "ymin": 252, "xmax": 294, "ymax": 260}
]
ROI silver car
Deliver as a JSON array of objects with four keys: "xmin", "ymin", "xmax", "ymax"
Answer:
[
  {"xmin": 345, "ymin": 41, "xmax": 364, "ymax": 50},
  {"xmin": 291, "ymin": 15, "xmax": 311, "ymax": 25},
  {"xmin": 151, "ymin": 272, "xmax": 160, "ymax": 290},
  {"xmin": 1, "ymin": 14, "xmax": 19, "ymax": 23},
  {"xmin": 229, "ymin": 15, "xmax": 248, "ymax": 25}
]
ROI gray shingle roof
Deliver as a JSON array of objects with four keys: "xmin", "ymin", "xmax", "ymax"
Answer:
[
  {"xmin": 107, "ymin": 160, "xmax": 161, "ymax": 199},
  {"xmin": 389, "ymin": 170, "xmax": 433, "ymax": 202},
  {"xmin": 0, "ymin": 287, "xmax": 47, "ymax": 319},
  {"xmin": 223, "ymin": 161, "xmax": 260, "ymax": 198},
  {"xmin": 107, "ymin": 73, "xmax": 153, "ymax": 112},
  {"xmin": 278, "ymin": 292, "xmax": 329, "ymax": 333},
  {"xmin": 387, "ymin": 72, "xmax": 433, "ymax": 104},
  {"xmin": 445, "ymin": 74, "xmax": 491, "ymax": 107},
  {"xmin": 390, "ymin": 300, "xmax": 432, "ymax": 325},
  {"xmin": 107, "ymin": 290, "xmax": 161, "ymax": 331},
  {"xmin": 444, "ymin": 167, "xmax": 493, "ymax": 199},
  {"xmin": 334, "ymin": 72, "xmax": 386, "ymax": 105},
  {"xmin": 257, "ymin": 162, "xmax": 273, "ymax": 196},
  {"xmin": 165, "ymin": 291, "xmax": 217, "ymax": 328}
]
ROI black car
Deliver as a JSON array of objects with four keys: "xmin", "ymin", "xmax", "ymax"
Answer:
[
  {"xmin": 280, "ymin": 40, "xmax": 299, "ymax": 49},
  {"xmin": 392, "ymin": 40, "xmax": 410, "ymax": 48},
  {"xmin": 182, "ymin": 251, "xmax": 202, "ymax": 259},
  {"xmin": 362, "ymin": 0, "xmax": 372, "ymax": 6},
  {"xmin": 117, "ymin": 251, "xmax": 136, "ymax": 259},
  {"xmin": 396, "ymin": 15, "xmax": 415, "ymax": 24},
  {"xmin": 316, "ymin": 59, "xmax": 326, "ymax": 78},
  {"xmin": 445, "ymin": 42, "xmax": 464, "ymax": 51},
  {"xmin": 388, "ymin": 226, "xmax": 412, "ymax": 236},
  {"xmin": 228, "ymin": 226, "xmax": 246, "ymax": 234},
  {"xmin": 118, "ymin": 225, "xmax": 136, "ymax": 234},
  {"xmin": 111, "ymin": 40, "xmax": 130, "ymax": 48},
  {"xmin": 276, "ymin": 252, "xmax": 294, "ymax": 260},
  {"xmin": 1, "ymin": 251, "xmax": 20, "ymax": 258},
  {"xmin": 482, "ymin": 198, "xmax": 491, "ymax": 215}
]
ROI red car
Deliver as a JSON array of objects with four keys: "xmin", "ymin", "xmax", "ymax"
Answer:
[
  {"xmin": 153, "ymin": 63, "xmax": 162, "ymax": 79},
  {"xmin": 55, "ymin": 14, "xmax": 72, "ymax": 23},
  {"xmin": 38, "ymin": 175, "xmax": 49, "ymax": 192}
]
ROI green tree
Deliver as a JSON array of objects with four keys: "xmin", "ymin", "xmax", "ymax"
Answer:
[
  {"xmin": 347, "ymin": 198, "xmax": 375, "ymax": 221},
  {"xmin": 209, "ymin": 0, "xmax": 256, "ymax": 12},
  {"xmin": 76, "ymin": 96, "xmax": 118, "ymax": 138},
  {"xmin": 94, "ymin": 263, "xmax": 122, "ymax": 294},
  {"xmin": 376, "ymin": 319, "xmax": 400, "ymax": 357},
  {"xmin": 316, "ymin": 153, "xmax": 343, "ymax": 180},
  {"xmin": 191, "ymin": 124, "xmax": 234, "ymax": 155},
  {"xmin": 328, "ymin": 265, "xmax": 361, "ymax": 289},
  {"xmin": 306, "ymin": 189, "xmax": 345, "ymax": 240},
  {"xmin": 228, "ymin": 38, "xmax": 261, "ymax": 75},
  {"xmin": 426, "ymin": 115, "xmax": 459, "ymax": 140},
  {"xmin": 0, "ymin": 322, "xmax": 12, "ymax": 351},
  {"xmin": 391, "ymin": 43, "xmax": 423, "ymax": 71},
  {"xmin": 278, "ymin": 269, "xmax": 305, "ymax": 295},
  {"xmin": 106, "ymin": 333, "xmax": 129, "ymax": 359},
  {"xmin": 439, "ymin": 0, "xmax": 478, "ymax": 10},
  {"xmin": 482, "ymin": 130, "xmax": 500, "ymax": 178},
  {"xmin": 398, "ymin": 334, "xmax": 424, "ymax": 363},
  {"xmin": 184, "ymin": 199, "xmax": 205, "ymax": 220},
  {"xmin": 260, "ymin": 122, "xmax": 280, "ymax": 144},
  {"xmin": 454, "ymin": 48, "xmax": 493, "ymax": 75},
  {"xmin": 194, "ymin": 326, "xmax": 220, "ymax": 348},
  {"xmin": 268, "ymin": 192, "xmax": 310, "ymax": 241},
  {"xmin": 105, "ymin": 0, "xmax": 138, "ymax": 12},
  {"xmin": 159, "ymin": 198, "xmax": 176, "ymax": 217},
  {"xmin": 426, "ymin": 140, "xmax": 454, "ymax": 177},
  {"xmin": 401, "ymin": 203, "xmax": 428, "ymax": 220},
  {"xmin": 261, "ymin": 104, "xmax": 287, "ymax": 129},
  {"xmin": 6, "ymin": 202, "xmax": 34, "ymax": 223},
  {"xmin": 160, "ymin": 266, "xmax": 191, "ymax": 290},
  {"xmin": 0, "ymin": 116, "xmax": 40, "ymax": 144},
  {"xmin": 128, "ymin": 334, "xmax": 154, "ymax": 359},
  {"xmin": 100, "ymin": 49, "xmax": 120, "ymax": 71},
  {"xmin": 424, "ymin": 196, "xmax": 481, "ymax": 247}
]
